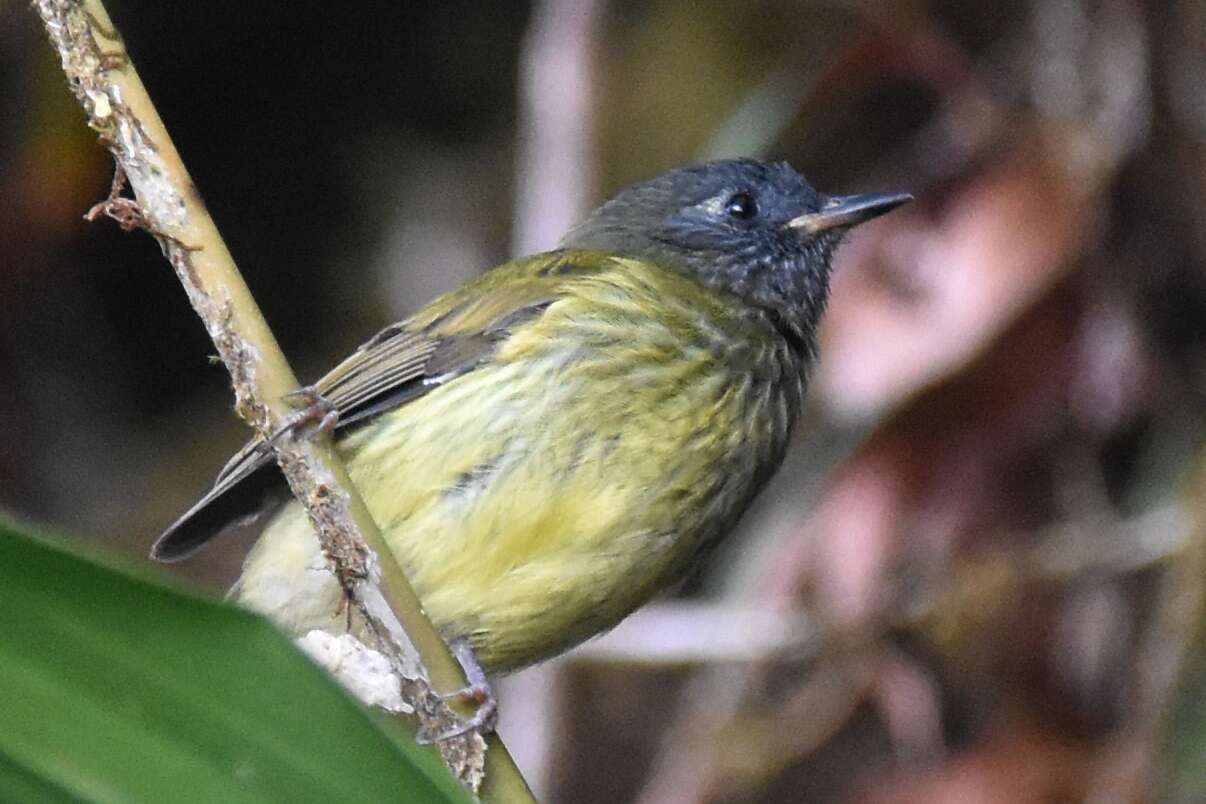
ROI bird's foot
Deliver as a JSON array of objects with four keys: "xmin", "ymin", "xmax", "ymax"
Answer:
[
  {"xmin": 416, "ymin": 639, "xmax": 499, "ymax": 743},
  {"xmin": 260, "ymin": 386, "xmax": 339, "ymax": 451}
]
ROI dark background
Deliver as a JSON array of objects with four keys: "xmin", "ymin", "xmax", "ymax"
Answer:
[{"xmin": 3, "ymin": 1, "xmax": 1205, "ymax": 801}]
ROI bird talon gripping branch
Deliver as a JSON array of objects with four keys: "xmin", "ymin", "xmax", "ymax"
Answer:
[
  {"xmin": 415, "ymin": 638, "xmax": 499, "ymax": 744},
  {"xmin": 261, "ymin": 386, "xmax": 339, "ymax": 451},
  {"xmin": 416, "ymin": 688, "xmax": 499, "ymax": 744}
]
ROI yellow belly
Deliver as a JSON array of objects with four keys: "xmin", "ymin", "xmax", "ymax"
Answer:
[{"xmin": 236, "ymin": 281, "xmax": 801, "ymax": 672}]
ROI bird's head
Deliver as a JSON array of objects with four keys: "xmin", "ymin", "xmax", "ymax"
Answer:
[{"xmin": 562, "ymin": 158, "xmax": 910, "ymax": 337}]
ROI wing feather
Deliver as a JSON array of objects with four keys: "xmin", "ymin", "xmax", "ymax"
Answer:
[{"xmin": 152, "ymin": 251, "xmax": 605, "ymax": 561}]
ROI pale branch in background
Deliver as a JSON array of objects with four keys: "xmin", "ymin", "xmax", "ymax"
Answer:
[
  {"xmin": 31, "ymin": 0, "xmax": 535, "ymax": 797},
  {"xmin": 511, "ymin": 0, "xmax": 601, "ymax": 256},
  {"xmin": 501, "ymin": 2, "xmax": 603, "ymax": 794}
]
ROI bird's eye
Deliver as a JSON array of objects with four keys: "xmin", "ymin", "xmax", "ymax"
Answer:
[{"xmin": 725, "ymin": 192, "xmax": 758, "ymax": 220}]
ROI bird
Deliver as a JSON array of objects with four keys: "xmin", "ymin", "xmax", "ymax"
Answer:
[{"xmin": 153, "ymin": 158, "xmax": 909, "ymax": 694}]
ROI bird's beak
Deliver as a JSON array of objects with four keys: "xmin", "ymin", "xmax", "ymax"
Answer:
[{"xmin": 786, "ymin": 192, "xmax": 913, "ymax": 236}]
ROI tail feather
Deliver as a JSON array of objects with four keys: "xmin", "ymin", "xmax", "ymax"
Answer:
[{"xmin": 151, "ymin": 462, "xmax": 283, "ymax": 562}]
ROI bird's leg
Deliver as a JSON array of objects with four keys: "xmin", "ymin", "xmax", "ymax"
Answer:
[
  {"xmin": 281, "ymin": 385, "xmax": 340, "ymax": 435},
  {"xmin": 416, "ymin": 639, "xmax": 499, "ymax": 743},
  {"xmin": 258, "ymin": 386, "xmax": 339, "ymax": 453}
]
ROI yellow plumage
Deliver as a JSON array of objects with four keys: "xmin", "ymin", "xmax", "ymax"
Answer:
[
  {"xmin": 234, "ymin": 251, "xmax": 804, "ymax": 671},
  {"xmin": 157, "ymin": 159, "xmax": 909, "ymax": 677}
]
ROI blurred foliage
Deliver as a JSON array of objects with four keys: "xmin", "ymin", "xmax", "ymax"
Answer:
[
  {"xmin": 4, "ymin": 0, "xmax": 1206, "ymax": 801},
  {"xmin": 1163, "ymin": 631, "xmax": 1206, "ymax": 803}
]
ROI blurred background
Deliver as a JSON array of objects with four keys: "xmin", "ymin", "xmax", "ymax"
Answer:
[{"xmin": 3, "ymin": 0, "xmax": 1205, "ymax": 801}]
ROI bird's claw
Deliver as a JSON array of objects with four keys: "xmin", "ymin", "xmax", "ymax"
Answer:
[
  {"xmin": 415, "ymin": 638, "xmax": 498, "ymax": 743},
  {"xmin": 415, "ymin": 683, "xmax": 499, "ymax": 743},
  {"xmin": 259, "ymin": 386, "xmax": 339, "ymax": 452}
]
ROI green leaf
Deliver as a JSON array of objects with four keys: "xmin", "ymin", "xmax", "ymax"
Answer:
[{"xmin": 0, "ymin": 516, "xmax": 470, "ymax": 804}]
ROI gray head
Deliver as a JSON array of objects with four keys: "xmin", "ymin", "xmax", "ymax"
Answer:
[{"xmin": 561, "ymin": 158, "xmax": 910, "ymax": 339}]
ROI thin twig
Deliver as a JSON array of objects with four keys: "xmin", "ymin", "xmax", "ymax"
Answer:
[{"xmin": 32, "ymin": 1, "xmax": 532, "ymax": 798}]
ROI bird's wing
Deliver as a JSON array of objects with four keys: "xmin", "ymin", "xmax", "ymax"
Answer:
[{"xmin": 151, "ymin": 250, "xmax": 608, "ymax": 561}]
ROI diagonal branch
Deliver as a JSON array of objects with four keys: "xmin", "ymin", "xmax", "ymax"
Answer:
[{"xmin": 32, "ymin": 1, "xmax": 532, "ymax": 798}]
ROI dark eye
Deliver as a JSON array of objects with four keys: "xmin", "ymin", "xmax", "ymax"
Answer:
[{"xmin": 725, "ymin": 191, "xmax": 758, "ymax": 220}]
